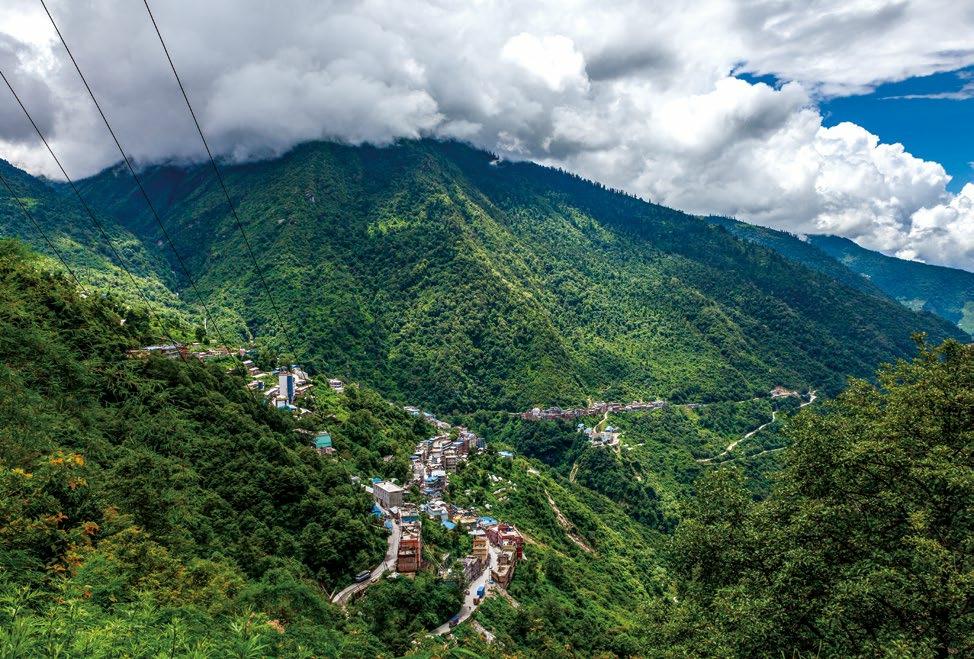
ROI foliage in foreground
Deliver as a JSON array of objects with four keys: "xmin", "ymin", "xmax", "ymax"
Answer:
[
  {"xmin": 665, "ymin": 339, "xmax": 973, "ymax": 657},
  {"xmin": 0, "ymin": 241, "xmax": 444, "ymax": 656}
]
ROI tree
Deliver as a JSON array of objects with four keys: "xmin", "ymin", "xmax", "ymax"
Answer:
[{"xmin": 670, "ymin": 339, "xmax": 974, "ymax": 657}]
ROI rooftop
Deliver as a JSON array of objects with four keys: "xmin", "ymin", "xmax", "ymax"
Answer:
[{"xmin": 375, "ymin": 481, "xmax": 404, "ymax": 494}]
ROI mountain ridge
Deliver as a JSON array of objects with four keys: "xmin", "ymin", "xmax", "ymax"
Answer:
[
  {"xmin": 4, "ymin": 139, "xmax": 967, "ymax": 412},
  {"xmin": 706, "ymin": 214, "xmax": 974, "ymax": 335}
]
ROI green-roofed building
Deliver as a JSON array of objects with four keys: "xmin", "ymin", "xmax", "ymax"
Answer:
[{"xmin": 313, "ymin": 432, "xmax": 334, "ymax": 454}]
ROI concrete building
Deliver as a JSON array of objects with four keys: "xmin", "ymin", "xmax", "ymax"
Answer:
[
  {"xmin": 398, "ymin": 503, "xmax": 420, "ymax": 523},
  {"xmin": 486, "ymin": 523, "xmax": 524, "ymax": 559},
  {"xmin": 373, "ymin": 481, "xmax": 404, "ymax": 510},
  {"xmin": 313, "ymin": 432, "xmax": 334, "ymax": 455},
  {"xmin": 278, "ymin": 370, "xmax": 296, "ymax": 404},
  {"xmin": 443, "ymin": 448, "xmax": 458, "ymax": 472},
  {"xmin": 471, "ymin": 533, "xmax": 489, "ymax": 563},
  {"xmin": 397, "ymin": 522, "xmax": 422, "ymax": 574},
  {"xmin": 461, "ymin": 556, "xmax": 484, "ymax": 584},
  {"xmin": 491, "ymin": 542, "xmax": 518, "ymax": 588}
]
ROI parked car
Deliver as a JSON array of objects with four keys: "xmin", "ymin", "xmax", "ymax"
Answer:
[
  {"xmin": 449, "ymin": 614, "xmax": 461, "ymax": 628},
  {"xmin": 354, "ymin": 571, "xmax": 371, "ymax": 583}
]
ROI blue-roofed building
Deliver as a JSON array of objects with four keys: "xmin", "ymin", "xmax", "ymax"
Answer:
[
  {"xmin": 371, "ymin": 476, "xmax": 383, "ymax": 484},
  {"xmin": 478, "ymin": 516, "xmax": 498, "ymax": 527},
  {"xmin": 313, "ymin": 432, "xmax": 333, "ymax": 455},
  {"xmin": 274, "ymin": 400, "xmax": 298, "ymax": 412},
  {"xmin": 441, "ymin": 520, "xmax": 457, "ymax": 530},
  {"xmin": 372, "ymin": 504, "xmax": 383, "ymax": 518},
  {"xmin": 498, "ymin": 450, "xmax": 514, "ymax": 458}
]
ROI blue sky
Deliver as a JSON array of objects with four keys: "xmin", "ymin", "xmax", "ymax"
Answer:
[
  {"xmin": 743, "ymin": 67, "xmax": 974, "ymax": 193},
  {"xmin": 823, "ymin": 67, "xmax": 974, "ymax": 193}
]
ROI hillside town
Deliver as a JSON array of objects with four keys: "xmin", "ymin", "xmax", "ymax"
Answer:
[
  {"xmin": 125, "ymin": 340, "xmax": 811, "ymax": 637},
  {"xmin": 579, "ymin": 422, "xmax": 622, "ymax": 448},
  {"xmin": 521, "ymin": 399, "xmax": 666, "ymax": 421},
  {"xmin": 367, "ymin": 408, "xmax": 525, "ymax": 632}
]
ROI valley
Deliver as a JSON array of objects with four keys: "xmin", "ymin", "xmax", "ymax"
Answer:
[
  {"xmin": 1, "ymin": 0, "xmax": 971, "ymax": 654},
  {"xmin": 1, "ymin": 140, "xmax": 971, "ymax": 658}
]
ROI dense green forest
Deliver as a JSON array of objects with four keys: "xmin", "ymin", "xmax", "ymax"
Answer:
[
  {"xmin": 808, "ymin": 234, "xmax": 974, "ymax": 335},
  {"xmin": 0, "ymin": 159, "xmax": 192, "ymax": 335},
  {"xmin": 60, "ymin": 139, "xmax": 964, "ymax": 412},
  {"xmin": 441, "ymin": 338, "xmax": 972, "ymax": 657},
  {"xmin": 0, "ymin": 241, "xmax": 461, "ymax": 656},
  {"xmin": 1, "ymin": 237, "xmax": 971, "ymax": 656},
  {"xmin": 2, "ymin": 135, "xmax": 972, "ymax": 656},
  {"xmin": 707, "ymin": 215, "xmax": 974, "ymax": 336},
  {"xmin": 662, "ymin": 339, "xmax": 973, "ymax": 656}
]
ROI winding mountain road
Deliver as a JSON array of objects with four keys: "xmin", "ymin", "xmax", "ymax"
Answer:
[
  {"xmin": 696, "ymin": 391, "xmax": 817, "ymax": 464},
  {"xmin": 431, "ymin": 545, "xmax": 500, "ymax": 635},
  {"xmin": 332, "ymin": 516, "xmax": 401, "ymax": 606}
]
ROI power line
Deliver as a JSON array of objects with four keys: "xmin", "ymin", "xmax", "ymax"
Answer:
[
  {"xmin": 0, "ymin": 67, "xmax": 189, "ymax": 363},
  {"xmin": 142, "ymin": 0, "xmax": 300, "ymax": 362},
  {"xmin": 39, "ymin": 0, "xmax": 237, "ymax": 361}
]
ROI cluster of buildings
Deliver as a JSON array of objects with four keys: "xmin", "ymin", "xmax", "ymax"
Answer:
[
  {"xmin": 486, "ymin": 523, "xmax": 524, "ymax": 587},
  {"xmin": 126, "ymin": 343, "xmax": 190, "ymax": 361},
  {"xmin": 365, "ymin": 415, "xmax": 525, "ymax": 594},
  {"xmin": 349, "ymin": 406, "xmax": 523, "ymax": 603},
  {"xmin": 412, "ymin": 431, "xmax": 485, "ymax": 488},
  {"xmin": 521, "ymin": 399, "xmax": 667, "ymax": 421},
  {"xmin": 405, "ymin": 406, "xmax": 452, "ymax": 432},
  {"xmin": 578, "ymin": 423, "xmax": 621, "ymax": 447},
  {"xmin": 128, "ymin": 343, "xmax": 260, "ymax": 363},
  {"xmin": 267, "ymin": 366, "xmax": 311, "ymax": 410}
]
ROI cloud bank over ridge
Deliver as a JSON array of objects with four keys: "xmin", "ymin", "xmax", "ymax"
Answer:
[{"xmin": 1, "ymin": 0, "xmax": 973, "ymax": 270}]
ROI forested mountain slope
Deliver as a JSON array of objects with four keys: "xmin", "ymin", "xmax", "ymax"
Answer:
[
  {"xmin": 707, "ymin": 215, "xmax": 974, "ymax": 336},
  {"xmin": 0, "ymin": 159, "xmax": 189, "ymax": 332},
  {"xmin": 808, "ymin": 234, "xmax": 974, "ymax": 335},
  {"xmin": 68, "ymin": 139, "xmax": 963, "ymax": 411},
  {"xmin": 0, "ymin": 240, "xmax": 435, "ymax": 655}
]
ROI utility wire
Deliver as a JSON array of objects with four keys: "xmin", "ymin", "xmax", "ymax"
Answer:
[
  {"xmin": 142, "ymin": 0, "xmax": 300, "ymax": 362},
  {"xmin": 40, "ymin": 0, "xmax": 238, "ymax": 362},
  {"xmin": 0, "ymin": 67, "xmax": 188, "ymax": 362}
]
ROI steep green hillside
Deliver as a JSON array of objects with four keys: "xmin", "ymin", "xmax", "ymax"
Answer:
[
  {"xmin": 706, "ymin": 215, "xmax": 974, "ymax": 336},
  {"xmin": 663, "ymin": 339, "xmax": 973, "ymax": 657},
  {"xmin": 705, "ymin": 215, "xmax": 886, "ymax": 296},
  {"xmin": 0, "ymin": 159, "xmax": 191, "ymax": 334},
  {"xmin": 71, "ymin": 139, "xmax": 964, "ymax": 413},
  {"xmin": 0, "ymin": 240, "xmax": 438, "ymax": 656},
  {"xmin": 447, "ymin": 450, "xmax": 669, "ymax": 657},
  {"xmin": 2, "ymin": 239, "xmax": 969, "ymax": 658},
  {"xmin": 809, "ymin": 234, "xmax": 974, "ymax": 335}
]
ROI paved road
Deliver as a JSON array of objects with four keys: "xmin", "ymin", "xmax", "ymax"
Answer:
[
  {"xmin": 432, "ymin": 545, "xmax": 500, "ymax": 635},
  {"xmin": 332, "ymin": 515, "xmax": 401, "ymax": 606}
]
